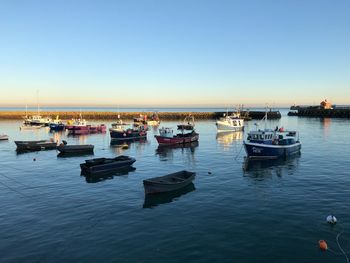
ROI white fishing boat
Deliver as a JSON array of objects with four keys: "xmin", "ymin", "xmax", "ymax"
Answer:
[
  {"xmin": 0, "ymin": 134, "xmax": 9, "ymax": 140},
  {"xmin": 216, "ymin": 110, "xmax": 244, "ymax": 132}
]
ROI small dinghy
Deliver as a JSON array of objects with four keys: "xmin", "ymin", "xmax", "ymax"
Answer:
[
  {"xmin": 0, "ymin": 134, "xmax": 9, "ymax": 141},
  {"xmin": 15, "ymin": 139, "xmax": 57, "ymax": 151},
  {"xmin": 143, "ymin": 170, "xmax": 196, "ymax": 194},
  {"xmin": 80, "ymin": 155, "xmax": 136, "ymax": 175},
  {"xmin": 57, "ymin": 140, "xmax": 94, "ymax": 154}
]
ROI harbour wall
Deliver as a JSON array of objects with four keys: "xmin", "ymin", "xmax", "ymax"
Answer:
[
  {"xmin": 288, "ymin": 108, "xmax": 350, "ymax": 118},
  {"xmin": 0, "ymin": 111, "xmax": 281, "ymax": 120}
]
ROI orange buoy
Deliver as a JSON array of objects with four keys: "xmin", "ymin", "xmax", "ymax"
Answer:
[{"xmin": 319, "ymin": 240, "xmax": 328, "ymax": 251}]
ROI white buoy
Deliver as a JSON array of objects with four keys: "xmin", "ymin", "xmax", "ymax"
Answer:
[{"xmin": 326, "ymin": 215, "xmax": 337, "ymax": 224}]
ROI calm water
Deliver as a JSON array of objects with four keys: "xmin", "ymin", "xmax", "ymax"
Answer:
[{"xmin": 1, "ymin": 114, "xmax": 350, "ymax": 263}]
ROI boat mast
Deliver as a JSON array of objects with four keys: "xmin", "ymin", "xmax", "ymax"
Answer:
[
  {"xmin": 264, "ymin": 105, "xmax": 268, "ymax": 130},
  {"xmin": 36, "ymin": 89, "xmax": 40, "ymax": 116}
]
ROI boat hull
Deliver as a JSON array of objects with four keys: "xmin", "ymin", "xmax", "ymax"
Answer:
[
  {"xmin": 49, "ymin": 123, "xmax": 65, "ymax": 131},
  {"xmin": 216, "ymin": 122, "xmax": 244, "ymax": 132},
  {"xmin": 244, "ymin": 141, "xmax": 301, "ymax": 159},
  {"xmin": 80, "ymin": 157, "xmax": 136, "ymax": 175},
  {"xmin": 15, "ymin": 140, "xmax": 57, "ymax": 151},
  {"xmin": 0, "ymin": 135, "xmax": 9, "ymax": 140},
  {"xmin": 143, "ymin": 171, "xmax": 196, "ymax": 194},
  {"xmin": 57, "ymin": 145, "xmax": 94, "ymax": 154},
  {"xmin": 155, "ymin": 132, "xmax": 199, "ymax": 145},
  {"xmin": 110, "ymin": 129, "xmax": 147, "ymax": 141}
]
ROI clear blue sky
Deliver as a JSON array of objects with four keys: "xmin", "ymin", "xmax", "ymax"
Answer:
[{"xmin": 0, "ymin": 0, "xmax": 349, "ymax": 107}]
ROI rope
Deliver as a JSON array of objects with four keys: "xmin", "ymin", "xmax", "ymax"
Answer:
[
  {"xmin": 234, "ymin": 143, "xmax": 244, "ymax": 160},
  {"xmin": 326, "ymin": 227, "xmax": 350, "ymax": 262},
  {"xmin": 337, "ymin": 230, "xmax": 350, "ymax": 263}
]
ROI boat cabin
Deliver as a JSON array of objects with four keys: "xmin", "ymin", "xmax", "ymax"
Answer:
[
  {"xmin": 159, "ymin": 127, "xmax": 174, "ymax": 138},
  {"xmin": 247, "ymin": 129, "xmax": 299, "ymax": 145}
]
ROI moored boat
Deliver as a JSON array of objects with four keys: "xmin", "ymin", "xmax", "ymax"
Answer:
[
  {"xmin": 243, "ymin": 112, "xmax": 301, "ymax": 159},
  {"xmin": 143, "ymin": 170, "xmax": 196, "ymax": 194},
  {"xmin": 66, "ymin": 115, "xmax": 89, "ymax": 135},
  {"xmin": 49, "ymin": 116, "xmax": 65, "ymax": 131},
  {"xmin": 155, "ymin": 115, "xmax": 199, "ymax": 145},
  {"xmin": 57, "ymin": 140, "xmax": 94, "ymax": 154},
  {"xmin": 0, "ymin": 134, "xmax": 9, "ymax": 140},
  {"xmin": 15, "ymin": 139, "xmax": 57, "ymax": 151},
  {"xmin": 216, "ymin": 109, "xmax": 244, "ymax": 132},
  {"xmin": 147, "ymin": 112, "xmax": 160, "ymax": 126},
  {"xmin": 80, "ymin": 155, "xmax": 136, "ymax": 175},
  {"xmin": 110, "ymin": 117, "xmax": 147, "ymax": 141}
]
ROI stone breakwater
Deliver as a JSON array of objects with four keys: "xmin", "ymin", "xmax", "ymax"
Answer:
[
  {"xmin": 0, "ymin": 111, "xmax": 281, "ymax": 120},
  {"xmin": 288, "ymin": 108, "xmax": 350, "ymax": 118}
]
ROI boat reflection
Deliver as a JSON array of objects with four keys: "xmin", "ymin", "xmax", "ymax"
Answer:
[
  {"xmin": 155, "ymin": 141, "xmax": 198, "ymax": 160},
  {"xmin": 110, "ymin": 139, "xmax": 148, "ymax": 155},
  {"xmin": 216, "ymin": 131, "xmax": 243, "ymax": 149},
  {"xmin": 143, "ymin": 183, "xmax": 195, "ymax": 208},
  {"xmin": 243, "ymin": 154, "xmax": 301, "ymax": 179},
  {"xmin": 57, "ymin": 152, "xmax": 94, "ymax": 158},
  {"xmin": 82, "ymin": 166, "xmax": 136, "ymax": 183}
]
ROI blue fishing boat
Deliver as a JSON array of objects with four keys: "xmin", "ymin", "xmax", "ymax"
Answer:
[
  {"xmin": 49, "ymin": 116, "xmax": 65, "ymax": 131},
  {"xmin": 243, "ymin": 112, "xmax": 301, "ymax": 159}
]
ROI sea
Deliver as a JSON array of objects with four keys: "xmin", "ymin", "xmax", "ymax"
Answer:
[{"xmin": 0, "ymin": 109, "xmax": 350, "ymax": 263}]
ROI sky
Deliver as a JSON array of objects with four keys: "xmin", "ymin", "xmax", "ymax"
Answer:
[{"xmin": 0, "ymin": 0, "xmax": 349, "ymax": 107}]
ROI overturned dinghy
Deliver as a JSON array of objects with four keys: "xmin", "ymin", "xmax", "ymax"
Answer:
[
  {"xmin": 143, "ymin": 170, "xmax": 196, "ymax": 194},
  {"xmin": 80, "ymin": 155, "xmax": 136, "ymax": 175},
  {"xmin": 57, "ymin": 140, "xmax": 94, "ymax": 154}
]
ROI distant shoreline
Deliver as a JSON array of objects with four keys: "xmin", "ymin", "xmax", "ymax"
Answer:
[{"xmin": 0, "ymin": 111, "xmax": 281, "ymax": 120}]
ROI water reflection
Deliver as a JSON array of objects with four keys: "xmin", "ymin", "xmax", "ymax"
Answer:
[
  {"xmin": 110, "ymin": 139, "xmax": 148, "ymax": 155},
  {"xmin": 216, "ymin": 131, "xmax": 243, "ymax": 150},
  {"xmin": 57, "ymin": 152, "xmax": 94, "ymax": 158},
  {"xmin": 321, "ymin": 118, "xmax": 331, "ymax": 138},
  {"xmin": 143, "ymin": 183, "xmax": 195, "ymax": 208},
  {"xmin": 155, "ymin": 141, "xmax": 198, "ymax": 161},
  {"xmin": 82, "ymin": 166, "xmax": 136, "ymax": 183},
  {"xmin": 243, "ymin": 154, "xmax": 300, "ymax": 179}
]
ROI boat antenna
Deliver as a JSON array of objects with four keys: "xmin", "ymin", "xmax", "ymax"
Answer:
[
  {"xmin": 36, "ymin": 89, "xmax": 40, "ymax": 116},
  {"xmin": 264, "ymin": 104, "xmax": 268, "ymax": 130}
]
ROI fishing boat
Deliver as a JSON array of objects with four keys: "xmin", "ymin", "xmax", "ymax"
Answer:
[
  {"xmin": 80, "ymin": 155, "xmax": 136, "ymax": 175},
  {"xmin": 49, "ymin": 116, "xmax": 65, "ymax": 131},
  {"xmin": 133, "ymin": 114, "xmax": 148, "ymax": 130},
  {"xmin": 147, "ymin": 112, "xmax": 160, "ymax": 126},
  {"xmin": 88, "ymin": 124, "xmax": 107, "ymax": 134},
  {"xmin": 23, "ymin": 94, "xmax": 52, "ymax": 126},
  {"xmin": 143, "ymin": 170, "xmax": 196, "ymax": 194},
  {"xmin": 243, "ymin": 112, "xmax": 301, "ymax": 159},
  {"xmin": 15, "ymin": 139, "xmax": 57, "ymax": 151},
  {"xmin": 57, "ymin": 140, "xmax": 94, "ymax": 154},
  {"xmin": 110, "ymin": 117, "xmax": 147, "ymax": 141},
  {"xmin": 0, "ymin": 134, "xmax": 9, "ymax": 140},
  {"xmin": 216, "ymin": 109, "xmax": 244, "ymax": 132},
  {"xmin": 66, "ymin": 114, "xmax": 89, "ymax": 135},
  {"xmin": 155, "ymin": 115, "xmax": 199, "ymax": 145}
]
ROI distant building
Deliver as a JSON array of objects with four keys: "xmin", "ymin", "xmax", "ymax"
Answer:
[{"xmin": 320, "ymin": 99, "xmax": 332, "ymax": 109}]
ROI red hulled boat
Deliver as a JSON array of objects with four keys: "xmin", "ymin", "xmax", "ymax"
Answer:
[{"xmin": 154, "ymin": 115, "xmax": 199, "ymax": 145}]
